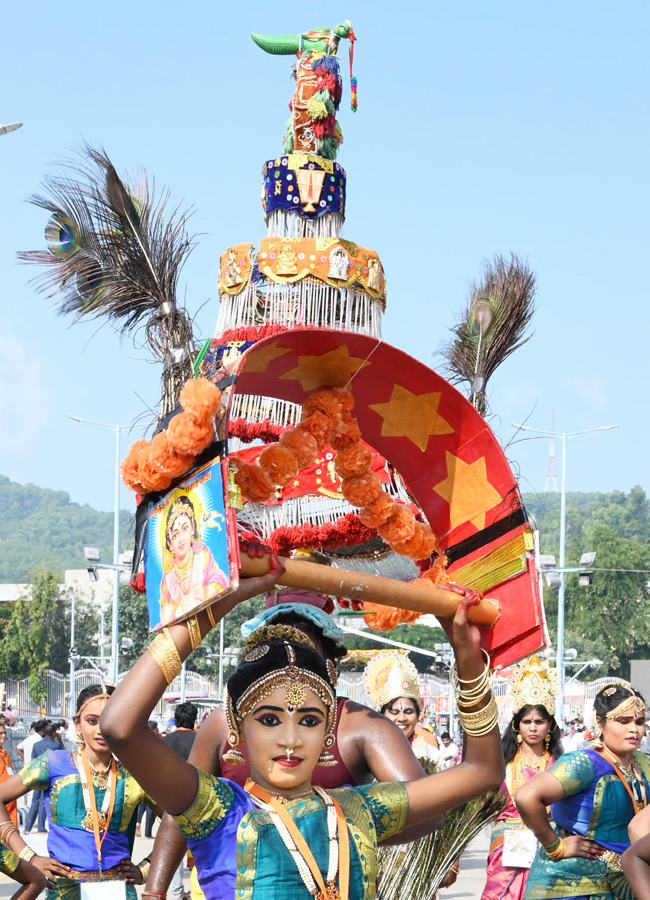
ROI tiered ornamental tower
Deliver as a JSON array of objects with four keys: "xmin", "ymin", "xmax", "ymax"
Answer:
[{"xmin": 201, "ymin": 24, "xmax": 418, "ymax": 579}]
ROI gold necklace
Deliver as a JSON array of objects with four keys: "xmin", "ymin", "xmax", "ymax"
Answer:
[
  {"xmin": 173, "ymin": 555, "xmax": 193, "ymax": 595},
  {"xmin": 263, "ymin": 786, "xmax": 316, "ymax": 804},
  {"xmin": 88, "ymin": 761, "xmax": 111, "ymax": 789}
]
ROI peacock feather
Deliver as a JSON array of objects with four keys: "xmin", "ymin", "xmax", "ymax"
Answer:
[
  {"xmin": 19, "ymin": 144, "xmax": 198, "ymax": 417},
  {"xmin": 442, "ymin": 254, "xmax": 537, "ymax": 417},
  {"xmin": 377, "ymin": 761, "xmax": 506, "ymax": 900}
]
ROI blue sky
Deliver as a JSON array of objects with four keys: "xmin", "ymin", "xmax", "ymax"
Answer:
[{"xmin": 1, "ymin": 1, "xmax": 647, "ymax": 514}]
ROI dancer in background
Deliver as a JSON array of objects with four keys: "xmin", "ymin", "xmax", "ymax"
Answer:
[
  {"xmin": 365, "ymin": 651, "xmax": 441, "ymax": 764},
  {"xmin": 100, "ymin": 564, "xmax": 504, "ymax": 900},
  {"xmin": 517, "ymin": 681, "xmax": 649, "ymax": 900},
  {"xmin": 0, "ymin": 684, "xmax": 158, "ymax": 899},
  {"xmin": 481, "ymin": 655, "xmax": 562, "ymax": 900}
]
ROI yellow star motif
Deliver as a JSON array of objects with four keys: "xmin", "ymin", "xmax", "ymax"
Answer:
[
  {"xmin": 368, "ymin": 384, "xmax": 454, "ymax": 452},
  {"xmin": 240, "ymin": 339, "xmax": 292, "ymax": 375},
  {"xmin": 432, "ymin": 452, "xmax": 502, "ymax": 530},
  {"xmin": 280, "ymin": 344, "xmax": 371, "ymax": 391}
]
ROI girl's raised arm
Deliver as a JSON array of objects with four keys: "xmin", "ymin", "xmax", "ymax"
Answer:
[
  {"xmin": 404, "ymin": 594, "xmax": 505, "ymax": 825},
  {"xmin": 100, "ymin": 563, "xmax": 283, "ymax": 815}
]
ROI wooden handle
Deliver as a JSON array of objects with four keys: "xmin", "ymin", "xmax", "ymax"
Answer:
[{"xmin": 239, "ymin": 554, "xmax": 500, "ymax": 627}]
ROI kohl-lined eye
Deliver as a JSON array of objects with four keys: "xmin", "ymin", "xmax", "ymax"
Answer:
[
  {"xmin": 256, "ymin": 713, "xmax": 281, "ymax": 727},
  {"xmin": 299, "ymin": 714, "xmax": 323, "ymax": 727}
]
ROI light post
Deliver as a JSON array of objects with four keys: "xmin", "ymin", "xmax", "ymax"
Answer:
[
  {"xmin": 68, "ymin": 589, "xmax": 76, "ymax": 717},
  {"xmin": 70, "ymin": 417, "xmax": 129, "ymax": 684},
  {"xmin": 511, "ymin": 422, "xmax": 619, "ymax": 723}
]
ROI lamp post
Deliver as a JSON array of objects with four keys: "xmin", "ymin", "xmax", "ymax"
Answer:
[
  {"xmin": 70, "ymin": 417, "xmax": 129, "ymax": 684},
  {"xmin": 511, "ymin": 422, "xmax": 619, "ymax": 723},
  {"xmin": 68, "ymin": 589, "xmax": 76, "ymax": 717}
]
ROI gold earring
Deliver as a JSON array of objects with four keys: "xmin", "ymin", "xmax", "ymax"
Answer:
[
  {"xmin": 223, "ymin": 731, "xmax": 245, "ymax": 766},
  {"xmin": 516, "ymin": 733, "xmax": 522, "ymax": 744},
  {"xmin": 318, "ymin": 733, "xmax": 337, "ymax": 767},
  {"xmin": 544, "ymin": 734, "xmax": 550, "ymax": 747}
]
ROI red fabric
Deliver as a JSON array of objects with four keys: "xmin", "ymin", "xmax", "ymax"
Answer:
[
  {"xmin": 220, "ymin": 697, "xmax": 356, "ymax": 788},
  {"xmin": 232, "ymin": 329, "xmax": 545, "ymax": 668},
  {"xmin": 234, "ymin": 441, "xmax": 389, "ymax": 505}
]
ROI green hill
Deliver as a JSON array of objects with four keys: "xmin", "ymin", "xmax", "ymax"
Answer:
[{"xmin": 0, "ymin": 475, "xmax": 134, "ymax": 583}]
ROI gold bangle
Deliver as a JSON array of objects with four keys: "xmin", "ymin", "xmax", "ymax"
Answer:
[
  {"xmin": 138, "ymin": 859, "xmax": 151, "ymax": 881},
  {"xmin": 448, "ymin": 865, "xmax": 460, "ymax": 876},
  {"xmin": 545, "ymin": 837, "xmax": 566, "ymax": 860},
  {"xmin": 206, "ymin": 605, "xmax": 217, "ymax": 629},
  {"xmin": 0, "ymin": 823, "xmax": 18, "ymax": 846},
  {"xmin": 186, "ymin": 616, "xmax": 201, "ymax": 652},
  {"xmin": 457, "ymin": 695, "xmax": 499, "ymax": 736},
  {"xmin": 19, "ymin": 846, "xmax": 36, "ymax": 863},
  {"xmin": 451, "ymin": 650, "xmax": 491, "ymax": 684},
  {"xmin": 148, "ymin": 628, "xmax": 183, "ymax": 685}
]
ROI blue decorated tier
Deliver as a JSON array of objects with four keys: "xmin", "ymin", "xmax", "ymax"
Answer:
[{"xmin": 262, "ymin": 154, "xmax": 346, "ymax": 221}]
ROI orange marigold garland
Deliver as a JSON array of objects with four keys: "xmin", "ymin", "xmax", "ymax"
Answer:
[
  {"xmin": 340, "ymin": 470, "xmax": 383, "ymax": 507},
  {"xmin": 229, "ymin": 385, "xmax": 449, "ymax": 631},
  {"xmin": 258, "ymin": 444, "xmax": 299, "ymax": 487},
  {"xmin": 334, "ymin": 442, "xmax": 372, "ymax": 479},
  {"xmin": 120, "ymin": 378, "xmax": 222, "ymax": 493},
  {"xmin": 279, "ymin": 427, "xmax": 318, "ymax": 468}
]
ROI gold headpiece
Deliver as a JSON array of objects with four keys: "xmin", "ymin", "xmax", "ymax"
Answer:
[
  {"xmin": 76, "ymin": 689, "xmax": 111, "ymax": 719},
  {"xmin": 223, "ymin": 642, "xmax": 337, "ymax": 766},
  {"xmin": 363, "ymin": 651, "xmax": 421, "ymax": 709},
  {"xmin": 596, "ymin": 682, "xmax": 647, "ymax": 721},
  {"xmin": 509, "ymin": 655, "xmax": 559, "ymax": 716},
  {"xmin": 243, "ymin": 624, "xmax": 316, "ymax": 656},
  {"xmin": 165, "ymin": 497, "xmax": 196, "ymax": 541}
]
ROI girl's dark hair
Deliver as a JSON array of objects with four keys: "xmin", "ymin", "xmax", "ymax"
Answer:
[
  {"xmin": 380, "ymin": 697, "xmax": 421, "ymax": 718},
  {"xmin": 227, "ymin": 640, "xmax": 334, "ymax": 713},
  {"xmin": 165, "ymin": 496, "xmax": 198, "ymax": 551},
  {"xmin": 75, "ymin": 683, "xmax": 114, "ymax": 715},
  {"xmin": 594, "ymin": 684, "xmax": 645, "ymax": 726},
  {"xmin": 502, "ymin": 704, "xmax": 563, "ymax": 765},
  {"xmin": 263, "ymin": 610, "xmax": 347, "ymax": 660}
]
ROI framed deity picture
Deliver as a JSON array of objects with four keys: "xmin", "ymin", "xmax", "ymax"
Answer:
[{"xmin": 144, "ymin": 457, "xmax": 240, "ymax": 630}]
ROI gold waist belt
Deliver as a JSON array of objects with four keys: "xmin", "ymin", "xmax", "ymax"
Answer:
[
  {"xmin": 65, "ymin": 866, "xmax": 124, "ymax": 882},
  {"xmin": 599, "ymin": 849, "xmax": 623, "ymax": 872}
]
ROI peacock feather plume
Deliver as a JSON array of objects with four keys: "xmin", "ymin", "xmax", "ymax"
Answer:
[
  {"xmin": 19, "ymin": 145, "xmax": 198, "ymax": 417},
  {"xmin": 377, "ymin": 762, "xmax": 506, "ymax": 900},
  {"xmin": 442, "ymin": 254, "xmax": 537, "ymax": 417}
]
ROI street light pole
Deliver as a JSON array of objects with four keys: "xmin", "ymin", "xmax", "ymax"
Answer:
[
  {"xmin": 69, "ymin": 590, "xmax": 76, "ymax": 717},
  {"xmin": 68, "ymin": 416, "xmax": 129, "ymax": 684},
  {"xmin": 511, "ymin": 421, "xmax": 619, "ymax": 724}
]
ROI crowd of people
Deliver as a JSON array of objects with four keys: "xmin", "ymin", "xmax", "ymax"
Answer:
[{"xmin": 0, "ymin": 566, "xmax": 648, "ymax": 900}]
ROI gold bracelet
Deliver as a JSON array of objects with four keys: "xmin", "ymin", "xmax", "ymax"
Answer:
[
  {"xmin": 138, "ymin": 859, "xmax": 151, "ymax": 881},
  {"xmin": 206, "ymin": 605, "xmax": 217, "ymax": 629},
  {"xmin": 452, "ymin": 663, "xmax": 491, "ymax": 696},
  {"xmin": 451, "ymin": 649, "xmax": 491, "ymax": 684},
  {"xmin": 186, "ymin": 616, "xmax": 201, "ymax": 652},
  {"xmin": 148, "ymin": 629, "xmax": 183, "ymax": 685},
  {"xmin": 19, "ymin": 846, "xmax": 36, "ymax": 863},
  {"xmin": 456, "ymin": 685, "xmax": 492, "ymax": 709},
  {"xmin": 545, "ymin": 837, "xmax": 566, "ymax": 860},
  {"xmin": 457, "ymin": 695, "xmax": 499, "ymax": 736},
  {"xmin": 0, "ymin": 822, "xmax": 18, "ymax": 844}
]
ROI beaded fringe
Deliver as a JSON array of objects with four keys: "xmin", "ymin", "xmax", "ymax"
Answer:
[
  {"xmin": 266, "ymin": 210, "xmax": 344, "ymax": 239},
  {"xmin": 215, "ymin": 279, "xmax": 383, "ymax": 338}
]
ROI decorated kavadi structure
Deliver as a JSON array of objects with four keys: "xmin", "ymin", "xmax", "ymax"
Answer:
[{"xmin": 21, "ymin": 22, "xmax": 546, "ymax": 669}]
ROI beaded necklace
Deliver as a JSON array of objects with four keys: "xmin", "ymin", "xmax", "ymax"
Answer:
[
  {"xmin": 599, "ymin": 747, "xmax": 647, "ymax": 814},
  {"xmin": 75, "ymin": 748, "xmax": 117, "ymax": 874},
  {"xmin": 246, "ymin": 780, "xmax": 349, "ymax": 900}
]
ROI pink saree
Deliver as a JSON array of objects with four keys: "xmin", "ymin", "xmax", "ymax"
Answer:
[{"xmin": 480, "ymin": 752, "xmax": 555, "ymax": 900}]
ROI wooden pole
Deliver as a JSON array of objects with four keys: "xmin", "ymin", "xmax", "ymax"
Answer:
[{"xmin": 239, "ymin": 554, "xmax": 500, "ymax": 627}]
